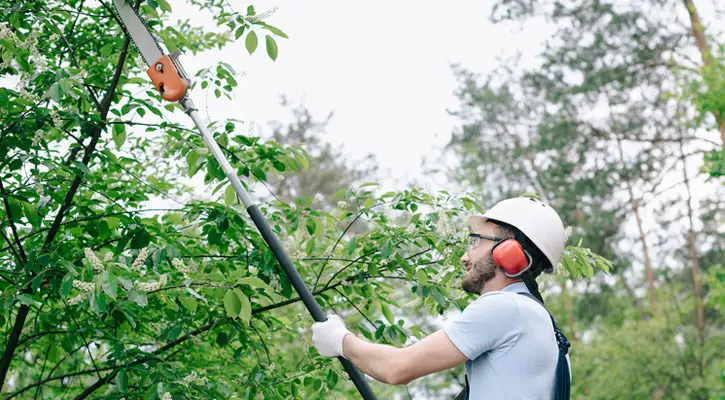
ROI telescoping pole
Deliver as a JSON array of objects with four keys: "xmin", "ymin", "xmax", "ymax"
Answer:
[{"xmin": 179, "ymin": 96, "xmax": 378, "ymax": 400}]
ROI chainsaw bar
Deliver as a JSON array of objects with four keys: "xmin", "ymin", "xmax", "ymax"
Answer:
[{"xmin": 112, "ymin": 0, "xmax": 164, "ymax": 67}]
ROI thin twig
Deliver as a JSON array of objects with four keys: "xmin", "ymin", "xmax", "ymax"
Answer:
[
  {"xmin": 313, "ymin": 210, "xmax": 366, "ymax": 291},
  {"xmin": 333, "ymin": 287, "xmax": 377, "ymax": 329}
]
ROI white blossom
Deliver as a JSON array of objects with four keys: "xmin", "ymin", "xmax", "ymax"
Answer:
[
  {"xmin": 135, "ymin": 280, "xmax": 160, "ymax": 292},
  {"xmin": 159, "ymin": 274, "xmax": 168, "ymax": 286},
  {"xmin": 0, "ymin": 23, "xmax": 13, "ymax": 41},
  {"xmin": 171, "ymin": 258, "xmax": 191, "ymax": 274},
  {"xmin": 161, "ymin": 392, "xmax": 172, "ymax": 400},
  {"xmin": 50, "ymin": 110, "xmax": 62, "ymax": 130},
  {"xmin": 72, "ymin": 280, "xmax": 95, "ymax": 293},
  {"xmin": 19, "ymin": 88, "xmax": 39, "ymax": 102},
  {"xmin": 131, "ymin": 248, "xmax": 149, "ymax": 271},
  {"xmin": 405, "ymin": 224, "xmax": 417, "ymax": 235},
  {"xmin": 337, "ymin": 201, "xmax": 347, "ymax": 209},
  {"xmin": 68, "ymin": 292, "xmax": 89, "ymax": 305},
  {"xmin": 84, "ymin": 248, "xmax": 104, "ymax": 272},
  {"xmin": 36, "ymin": 182, "xmax": 44, "ymax": 196},
  {"xmin": 179, "ymin": 371, "xmax": 198, "ymax": 386},
  {"xmin": 32, "ymin": 130, "xmax": 43, "ymax": 147},
  {"xmin": 247, "ymin": 6, "xmax": 278, "ymax": 22},
  {"xmin": 37, "ymin": 195, "xmax": 51, "ymax": 208},
  {"xmin": 435, "ymin": 212, "xmax": 456, "ymax": 237},
  {"xmin": 312, "ymin": 193, "xmax": 323, "ymax": 206}
]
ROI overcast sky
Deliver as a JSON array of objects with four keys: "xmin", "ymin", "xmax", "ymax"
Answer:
[{"xmin": 172, "ymin": 0, "xmax": 557, "ymax": 190}]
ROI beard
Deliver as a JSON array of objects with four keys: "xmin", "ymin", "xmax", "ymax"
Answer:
[{"xmin": 462, "ymin": 253, "xmax": 497, "ymax": 294}]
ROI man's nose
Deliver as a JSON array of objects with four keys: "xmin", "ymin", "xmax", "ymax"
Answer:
[{"xmin": 460, "ymin": 251, "xmax": 469, "ymax": 263}]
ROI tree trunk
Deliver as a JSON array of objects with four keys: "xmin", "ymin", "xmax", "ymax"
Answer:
[
  {"xmin": 682, "ymin": 0, "xmax": 725, "ymax": 143},
  {"xmin": 679, "ymin": 141, "xmax": 706, "ymax": 372},
  {"xmin": 561, "ymin": 278, "xmax": 577, "ymax": 342},
  {"xmin": 617, "ymin": 138, "xmax": 657, "ymax": 313},
  {"xmin": 0, "ymin": 305, "xmax": 29, "ymax": 392}
]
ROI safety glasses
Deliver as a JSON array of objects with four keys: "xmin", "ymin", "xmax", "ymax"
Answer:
[{"xmin": 467, "ymin": 233, "xmax": 506, "ymax": 252}]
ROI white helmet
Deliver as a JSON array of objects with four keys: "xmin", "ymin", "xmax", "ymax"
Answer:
[{"xmin": 468, "ymin": 197, "xmax": 566, "ymax": 269}]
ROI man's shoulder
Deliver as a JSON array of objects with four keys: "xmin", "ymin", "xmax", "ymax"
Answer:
[{"xmin": 466, "ymin": 291, "xmax": 521, "ymax": 314}]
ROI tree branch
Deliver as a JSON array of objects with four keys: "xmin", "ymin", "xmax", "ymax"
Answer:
[
  {"xmin": 313, "ymin": 209, "xmax": 366, "ymax": 291},
  {"xmin": 0, "ymin": 208, "xmax": 184, "ymax": 254},
  {"xmin": 333, "ymin": 287, "xmax": 378, "ymax": 329},
  {"xmin": 249, "ymin": 321, "xmax": 271, "ymax": 364},
  {"xmin": 0, "ymin": 179, "xmax": 27, "ymax": 262},
  {"xmin": 16, "ymin": 330, "xmax": 67, "ymax": 349}
]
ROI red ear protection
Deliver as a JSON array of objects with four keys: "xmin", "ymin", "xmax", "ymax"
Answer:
[{"xmin": 492, "ymin": 239, "xmax": 531, "ymax": 278}]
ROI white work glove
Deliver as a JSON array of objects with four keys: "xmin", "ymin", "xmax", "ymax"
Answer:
[{"xmin": 311, "ymin": 314, "xmax": 352, "ymax": 358}]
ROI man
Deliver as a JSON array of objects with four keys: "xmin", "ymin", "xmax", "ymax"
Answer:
[{"xmin": 311, "ymin": 197, "xmax": 571, "ymax": 399}]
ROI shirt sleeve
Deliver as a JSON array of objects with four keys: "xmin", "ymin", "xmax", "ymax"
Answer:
[{"xmin": 443, "ymin": 292, "xmax": 521, "ymax": 360}]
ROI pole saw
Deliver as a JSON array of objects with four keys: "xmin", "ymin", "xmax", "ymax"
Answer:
[{"xmin": 111, "ymin": 1, "xmax": 377, "ymax": 398}]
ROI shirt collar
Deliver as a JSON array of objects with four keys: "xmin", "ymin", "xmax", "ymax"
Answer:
[{"xmin": 500, "ymin": 281, "xmax": 529, "ymax": 294}]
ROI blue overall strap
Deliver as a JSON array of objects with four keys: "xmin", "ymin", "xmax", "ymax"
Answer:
[{"xmin": 517, "ymin": 292, "xmax": 571, "ymax": 400}]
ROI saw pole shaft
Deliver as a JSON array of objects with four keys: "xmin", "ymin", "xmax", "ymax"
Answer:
[{"xmin": 180, "ymin": 97, "xmax": 378, "ymax": 400}]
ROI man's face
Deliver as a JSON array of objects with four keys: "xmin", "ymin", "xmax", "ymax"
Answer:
[{"xmin": 460, "ymin": 219, "xmax": 501, "ymax": 294}]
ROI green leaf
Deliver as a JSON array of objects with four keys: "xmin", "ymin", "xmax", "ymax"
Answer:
[
  {"xmin": 224, "ymin": 184, "xmax": 237, "ymax": 205},
  {"xmin": 381, "ymin": 240, "xmax": 392, "ymax": 258},
  {"xmin": 61, "ymin": 273, "xmax": 74, "ymax": 297},
  {"xmin": 106, "ymin": 217, "xmax": 121, "ymax": 230},
  {"xmin": 416, "ymin": 269, "xmax": 427, "ymax": 283},
  {"xmin": 347, "ymin": 236, "xmax": 358, "ymax": 256},
  {"xmin": 113, "ymin": 124, "xmax": 126, "ymax": 149},
  {"xmin": 117, "ymin": 368, "xmax": 128, "ymax": 393},
  {"xmin": 224, "ymin": 289, "xmax": 242, "ymax": 318},
  {"xmin": 216, "ymin": 331, "xmax": 229, "ymax": 346},
  {"xmin": 43, "ymin": 83, "xmax": 61, "ymax": 102},
  {"xmin": 363, "ymin": 197, "xmax": 376, "ymax": 209},
  {"xmin": 155, "ymin": 0, "xmax": 171, "ymax": 12},
  {"xmin": 129, "ymin": 290, "xmax": 148, "ymax": 307},
  {"xmin": 263, "ymin": 24, "xmax": 288, "ymax": 38},
  {"xmin": 380, "ymin": 303, "xmax": 394, "ymax": 324},
  {"xmin": 238, "ymin": 276, "xmax": 271, "ymax": 290},
  {"xmin": 265, "ymin": 35, "xmax": 278, "ymax": 61},
  {"xmin": 245, "ymin": 31, "xmax": 258, "ymax": 54},
  {"xmin": 22, "ymin": 201, "xmax": 40, "ymax": 226},
  {"xmin": 314, "ymin": 218, "xmax": 324, "ymax": 237},
  {"xmin": 235, "ymin": 289, "xmax": 252, "ymax": 323},
  {"xmin": 180, "ymin": 296, "xmax": 197, "ymax": 313},
  {"xmin": 59, "ymin": 79, "xmax": 76, "ymax": 99},
  {"xmin": 101, "ymin": 270, "xmax": 118, "ymax": 300},
  {"xmin": 235, "ymin": 25, "xmax": 246, "ymax": 40},
  {"xmin": 17, "ymin": 294, "xmax": 34, "ymax": 306},
  {"xmin": 73, "ymin": 161, "xmax": 90, "ymax": 175},
  {"xmin": 93, "ymin": 291, "xmax": 106, "ymax": 313}
]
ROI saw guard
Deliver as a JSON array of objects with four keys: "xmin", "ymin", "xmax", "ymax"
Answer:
[{"xmin": 146, "ymin": 55, "xmax": 187, "ymax": 102}]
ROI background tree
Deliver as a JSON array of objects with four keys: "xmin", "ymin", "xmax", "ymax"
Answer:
[{"xmin": 437, "ymin": 0, "xmax": 725, "ymax": 398}]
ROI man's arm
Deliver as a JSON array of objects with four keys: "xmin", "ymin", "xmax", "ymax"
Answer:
[{"xmin": 342, "ymin": 329, "xmax": 468, "ymax": 385}]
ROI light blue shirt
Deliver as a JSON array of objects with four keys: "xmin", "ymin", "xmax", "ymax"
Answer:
[{"xmin": 444, "ymin": 282, "xmax": 565, "ymax": 399}]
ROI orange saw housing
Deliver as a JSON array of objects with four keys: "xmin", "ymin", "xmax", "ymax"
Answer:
[{"xmin": 146, "ymin": 55, "xmax": 187, "ymax": 102}]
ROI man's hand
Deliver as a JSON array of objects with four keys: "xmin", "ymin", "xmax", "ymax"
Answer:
[{"xmin": 311, "ymin": 314, "xmax": 352, "ymax": 358}]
